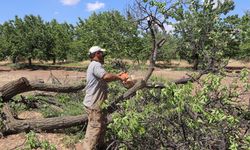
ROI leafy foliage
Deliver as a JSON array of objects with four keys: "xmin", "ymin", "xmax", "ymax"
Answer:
[
  {"xmin": 157, "ymin": 34, "xmax": 179, "ymax": 61},
  {"xmin": 173, "ymin": 0, "xmax": 240, "ymax": 70},
  {"xmin": 39, "ymin": 92, "xmax": 84, "ymax": 118},
  {"xmin": 239, "ymin": 11, "xmax": 250, "ymax": 60},
  {"xmin": 106, "ymin": 69, "xmax": 250, "ymax": 149},
  {"xmin": 47, "ymin": 19, "xmax": 73, "ymax": 63},
  {"xmin": 23, "ymin": 131, "xmax": 56, "ymax": 150},
  {"xmin": 74, "ymin": 10, "xmax": 146, "ymax": 61}
]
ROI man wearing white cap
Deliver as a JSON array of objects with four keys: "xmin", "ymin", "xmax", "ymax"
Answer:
[{"xmin": 78, "ymin": 46, "xmax": 128, "ymax": 150}]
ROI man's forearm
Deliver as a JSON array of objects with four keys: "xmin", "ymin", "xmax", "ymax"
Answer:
[{"xmin": 102, "ymin": 73, "xmax": 122, "ymax": 82}]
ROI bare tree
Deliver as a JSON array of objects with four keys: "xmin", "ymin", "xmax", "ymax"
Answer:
[{"xmin": 127, "ymin": 0, "xmax": 178, "ymax": 80}]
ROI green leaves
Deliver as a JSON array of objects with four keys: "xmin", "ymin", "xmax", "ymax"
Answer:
[
  {"xmin": 107, "ymin": 70, "xmax": 249, "ymax": 149},
  {"xmin": 75, "ymin": 10, "xmax": 144, "ymax": 61},
  {"xmin": 238, "ymin": 12, "xmax": 250, "ymax": 60},
  {"xmin": 24, "ymin": 131, "xmax": 56, "ymax": 150},
  {"xmin": 108, "ymin": 92, "xmax": 146, "ymax": 141},
  {"xmin": 0, "ymin": 15, "xmax": 74, "ymax": 64},
  {"xmin": 169, "ymin": 0, "xmax": 240, "ymax": 70}
]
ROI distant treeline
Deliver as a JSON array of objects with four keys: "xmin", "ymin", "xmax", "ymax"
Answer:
[{"xmin": 0, "ymin": 1, "xmax": 249, "ymax": 70}]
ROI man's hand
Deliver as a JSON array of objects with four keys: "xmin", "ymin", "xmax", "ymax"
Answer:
[
  {"xmin": 118, "ymin": 72, "xmax": 129, "ymax": 81},
  {"xmin": 118, "ymin": 72, "xmax": 136, "ymax": 89}
]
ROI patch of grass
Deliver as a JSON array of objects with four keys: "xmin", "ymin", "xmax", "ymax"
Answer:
[
  {"xmin": 40, "ymin": 104, "xmax": 61, "ymax": 118},
  {"xmin": 8, "ymin": 92, "xmax": 85, "ymax": 119},
  {"xmin": 38, "ymin": 92, "xmax": 85, "ymax": 118},
  {"xmin": 57, "ymin": 92, "xmax": 85, "ymax": 116},
  {"xmin": 10, "ymin": 102, "xmax": 28, "ymax": 113},
  {"xmin": 58, "ymin": 62, "xmax": 86, "ymax": 67},
  {"xmin": 62, "ymin": 132, "xmax": 84, "ymax": 148},
  {"xmin": 7, "ymin": 62, "xmax": 87, "ymax": 71},
  {"xmin": 62, "ymin": 102, "xmax": 84, "ymax": 116},
  {"xmin": 8, "ymin": 63, "xmax": 28, "ymax": 70},
  {"xmin": 150, "ymin": 75, "xmax": 169, "ymax": 83},
  {"xmin": 10, "ymin": 96, "xmax": 30, "ymax": 113},
  {"xmin": 24, "ymin": 131, "xmax": 56, "ymax": 150},
  {"xmin": 168, "ymin": 66, "xmax": 192, "ymax": 71},
  {"xmin": 57, "ymin": 93, "xmax": 71, "ymax": 104}
]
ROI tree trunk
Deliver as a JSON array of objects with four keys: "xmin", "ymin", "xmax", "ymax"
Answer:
[
  {"xmin": 53, "ymin": 57, "xmax": 56, "ymax": 65},
  {"xmin": 12, "ymin": 57, "xmax": 16, "ymax": 64},
  {"xmin": 28, "ymin": 57, "xmax": 32, "ymax": 66},
  {"xmin": 192, "ymin": 53, "xmax": 199, "ymax": 70},
  {"xmin": 0, "ymin": 77, "xmax": 86, "ymax": 101},
  {"xmin": 2, "ymin": 104, "xmax": 87, "ymax": 135},
  {"xmin": 0, "ymin": 77, "xmax": 30, "ymax": 101}
]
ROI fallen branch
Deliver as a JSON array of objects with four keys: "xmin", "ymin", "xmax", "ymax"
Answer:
[
  {"xmin": 0, "ymin": 77, "xmax": 85, "ymax": 101},
  {"xmin": 173, "ymin": 70, "xmax": 208, "ymax": 84},
  {"xmin": 2, "ymin": 104, "xmax": 87, "ymax": 135}
]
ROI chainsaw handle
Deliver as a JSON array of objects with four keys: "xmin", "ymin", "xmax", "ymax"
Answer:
[{"xmin": 118, "ymin": 72, "xmax": 129, "ymax": 81}]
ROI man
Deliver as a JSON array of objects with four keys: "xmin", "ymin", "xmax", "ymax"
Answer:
[{"xmin": 77, "ymin": 46, "xmax": 128, "ymax": 150}]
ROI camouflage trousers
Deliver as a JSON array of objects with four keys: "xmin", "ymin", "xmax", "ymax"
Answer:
[{"xmin": 82, "ymin": 105, "xmax": 107, "ymax": 150}]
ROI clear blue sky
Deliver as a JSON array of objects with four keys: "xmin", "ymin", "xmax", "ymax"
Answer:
[{"xmin": 0, "ymin": 0, "xmax": 249, "ymax": 25}]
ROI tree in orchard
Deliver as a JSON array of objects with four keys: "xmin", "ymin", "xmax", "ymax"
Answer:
[
  {"xmin": 239, "ymin": 11, "xmax": 250, "ymax": 60},
  {"xmin": 172, "ymin": 0, "xmax": 240, "ymax": 70},
  {"xmin": 47, "ymin": 19, "xmax": 73, "ymax": 64},
  {"xmin": 0, "ymin": 16, "xmax": 27, "ymax": 63},
  {"xmin": 22, "ymin": 15, "xmax": 48, "ymax": 66},
  {"xmin": 74, "ymin": 10, "xmax": 143, "ymax": 61}
]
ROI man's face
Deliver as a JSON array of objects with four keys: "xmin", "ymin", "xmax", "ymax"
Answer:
[{"xmin": 95, "ymin": 51, "xmax": 105, "ymax": 64}]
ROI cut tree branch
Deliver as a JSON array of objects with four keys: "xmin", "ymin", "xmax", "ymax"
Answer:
[
  {"xmin": 0, "ymin": 77, "xmax": 86, "ymax": 101},
  {"xmin": 2, "ymin": 103, "xmax": 87, "ymax": 135}
]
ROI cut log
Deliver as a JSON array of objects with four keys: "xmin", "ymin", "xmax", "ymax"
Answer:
[
  {"xmin": 0, "ymin": 77, "xmax": 86, "ymax": 101},
  {"xmin": 5, "ymin": 115, "xmax": 87, "ymax": 134},
  {"xmin": 2, "ymin": 104, "xmax": 87, "ymax": 135},
  {"xmin": 0, "ymin": 77, "xmax": 30, "ymax": 101}
]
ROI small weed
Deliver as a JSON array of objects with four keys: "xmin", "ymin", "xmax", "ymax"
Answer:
[
  {"xmin": 62, "ymin": 132, "xmax": 84, "ymax": 148},
  {"xmin": 40, "ymin": 104, "xmax": 61, "ymax": 118},
  {"xmin": 24, "ymin": 131, "xmax": 56, "ymax": 150},
  {"xmin": 38, "ymin": 92, "xmax": 84, "ymax": 118}
]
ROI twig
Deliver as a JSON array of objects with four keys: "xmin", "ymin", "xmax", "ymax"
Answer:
[
  {"xmin": 249, "ymin": 98, "xmax": 250, "ymax": 111},
  {"xmin": 106, "ymin": 140, "xmax": 117, "ymax": 150},
  {"xmin": 47, "ymin": 70, "xmax": 62, "ymax": 85}
]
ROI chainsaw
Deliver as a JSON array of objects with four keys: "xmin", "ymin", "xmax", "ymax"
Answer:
[{"xmin": 112, "ymin": 60, "xmax": 136, "ymax": 89}]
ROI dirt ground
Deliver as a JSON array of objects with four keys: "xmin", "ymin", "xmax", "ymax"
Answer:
[
  {"xmin": 0, "ymin": 60, "xmax": 249, "ymax": 150},
  {"xmin": 0, "ymin": 66, "xmax": 85, "ymax": 85}
]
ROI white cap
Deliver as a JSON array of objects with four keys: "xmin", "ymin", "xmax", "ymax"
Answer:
[{"xmin": 89, "ymin": 46, "xmax": 106, "ymax": 54}]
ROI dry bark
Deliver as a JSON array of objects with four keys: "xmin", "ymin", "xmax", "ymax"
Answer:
[
  {"xmin": 2, "ymin": 104, "xmax": 87, "ymax": 135},
  {"xmin": 0, "ymin": 77, "xmax": 86, "ymax": 101}
]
